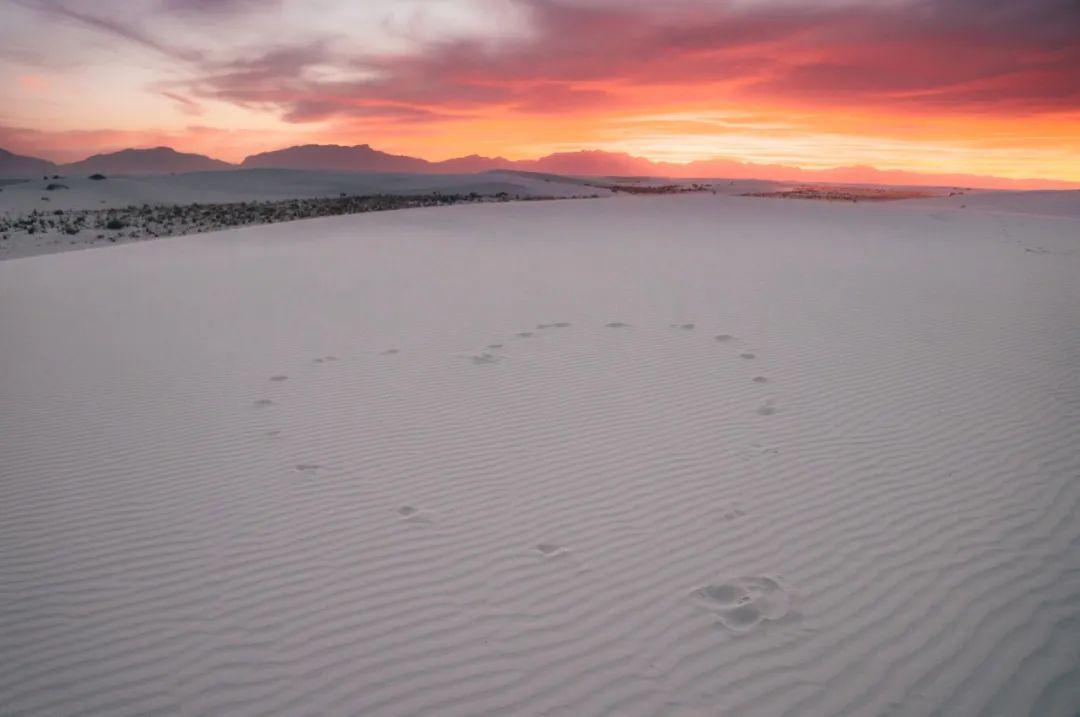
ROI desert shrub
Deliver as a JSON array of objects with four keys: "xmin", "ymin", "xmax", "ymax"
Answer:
[
  {"xmin": 45, "ymin": 183, "xmax": 68, "ymax": 191},
  {"xmin": 105, "ymin": 219, "xmax": 126, "ymax": 230},
  {"xmin": 89, "ymin": 174, "xmax": 107, "ymax": 180}
]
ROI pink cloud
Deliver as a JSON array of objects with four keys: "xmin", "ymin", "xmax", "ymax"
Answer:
[{"xmin": 159, "ymin": 0, "xmax": 1079, "ymax": 123}]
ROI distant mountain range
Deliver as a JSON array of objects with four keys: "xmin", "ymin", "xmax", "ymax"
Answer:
[
  {"xmin": 0, "ymin": 146, "xmax": 230, "ymax": 178},
  {"xmin": 0, "ymin": 147, "xmax": 57, "ymax": 177},
  {"xmin": 241, "ymin": 144, "xmax": 432, "ymax": 173},
  {"xmin": 63, "ymin": 146, "xmax": 233, "ymax": 175},
  {"xmin": 1, "ymin": 143, "xmax": 1075, "ymax": 191}
]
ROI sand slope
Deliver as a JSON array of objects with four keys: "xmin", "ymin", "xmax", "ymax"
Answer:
[
  {"xmin": 1, "ymin": 195, "xmax": 1078, "ymax": 716},
  {"xmin": 0, "ymin": 168, "xmax": 609, "ymax": 214}
]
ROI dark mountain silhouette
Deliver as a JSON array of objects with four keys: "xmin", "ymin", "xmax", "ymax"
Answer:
[
  {"xmin": 430, "ymin": 154, "xmax": 514, "ymax": 173},
  {"xmin": 5, "ymin": 143, "xmax": 1073, "ymax": 190},
  {"xmin": 236, "ymin": 144, "xmax": 1076, "ymax": 190},
  {"xmin": 241, "ymin": 144, "xmax": 430, "ymax": 173},
  {"xmin": 0, "ymin": 147, "xmax": 58, "ymax": 178},
  {"xmin": 61, "ymin": 146, "xmax": 234, "ymax": 175}
]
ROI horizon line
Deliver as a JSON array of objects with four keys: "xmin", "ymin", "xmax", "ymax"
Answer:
[{"xmin": 5, "ymin": 142, "xmax": 1078, "ymax": 192}]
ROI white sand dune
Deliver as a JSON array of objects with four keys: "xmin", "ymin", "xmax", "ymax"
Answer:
[
  {"xmin": 0, "ymin": 168, "xmax": 611, "ymax": 213},
  {"xmin": 0, "ymin": 169, "xmax": 623, "ymax": 261},
  {"xmin": 909, "ymin": 189, "xmax": 1080, "ymax": 219},
  {"xmin": 1, "ymin": 193, "xmax": 1078, "ymax": 716}
]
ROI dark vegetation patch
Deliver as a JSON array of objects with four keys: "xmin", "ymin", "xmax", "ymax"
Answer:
[
  {"xmin": 741, "ymin": 185, "xmax": 938, "ymax": 202},
  {"xmin": 592, "ymin": 182, "xmax": 714, "ymax": 195},
  {"xmin": 0, "ymin": 191, "xmax": 585, "ymax": 245}
]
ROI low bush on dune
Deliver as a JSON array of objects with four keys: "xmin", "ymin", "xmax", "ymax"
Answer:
[{"xmin": 89, "ymin": 174, "xmax": 107, "ymax": 181}]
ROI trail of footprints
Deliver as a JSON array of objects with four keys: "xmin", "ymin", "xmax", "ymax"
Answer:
[{"xmin": 249, "ymin": 318, "xmax": 787, "ymax": 634}]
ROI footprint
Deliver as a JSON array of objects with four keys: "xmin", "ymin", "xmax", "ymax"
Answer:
[
  {"xmin": 269, "ymin": 375, "xmax": 288, "ymax": 382},
  {"xmin": 724, "ymin": 604, "xmax": 764, "ymax": 630},
  {"xmin": 739, "ymin": 353, "xmax": 756, "ymax": 360},
  {"xmin": 471, "ymin": 352, "xmax": 499, "ymax": 365},
  {"xmin": 714, "ymin": 334, "xmax": 736, "ymax": 342},
  {"xmin": 295, "ymin": 463, "xmax": 321, "ymax": 473},
  {"xmin": 314, "ymin": 356, "xmax": 339, "ymax": 363},
  {"xmin": 537, "ymin": 322, "xmax": 572, "ymax": 329},
  {"xmin": 692, "ymin": 576, "xmax": 790, "ymax": 632},
  {"xmin": 723, "ymin": 508, "xmax": 747, "ymax": 520},
  {"xmin": 397, "ymin": 505, "xmax": 434, "ymax": 524},
  {"xmin": 695, "ymin": 583, "xmax": 746, "ymax": 608},
  {"xmin": 670, "ymin": 323, "xmax": 695, "ymax": 330},
  {"xmin": 516, "ymin": 331, "xmax": 535, "ymax": 338},
  {"xmin": 757, "ymin": 402, "xmax": 778, "ymax": 416},
  {"xmin": 487, "ymin": 343, "xmax": 504, "ymax": 350},
  {"xmin": 253, "ymin": 398, "xmax": 275, "ymax": 407},
  {"xmin": 606, "ymin": 321, "xmax": 630, "ymax": 328},
  {"xmin": 536, "ymin": 543, "xmax": 568, "ymax": 557},
  {"xmin": 752, "ymin": 376, "xmax": 768, "ymax": 384},
  {"xmin": 381, "ymin": 349, "xmax": 400, "ymax": 355}
]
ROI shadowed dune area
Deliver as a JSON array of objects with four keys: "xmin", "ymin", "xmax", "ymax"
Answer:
[{"xmin": 1, "ymin": 192, "xmax": 1079, "ymax": 716}]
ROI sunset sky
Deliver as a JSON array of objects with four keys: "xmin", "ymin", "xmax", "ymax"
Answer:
[{"xmin": 2, "ymin": 0, "xmax": 1078, "ymax": 182}]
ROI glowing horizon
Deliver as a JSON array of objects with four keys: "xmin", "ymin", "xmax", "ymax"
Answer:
[{"xmin": 2, "ymin": 0, "xmax": 1078, "ymax": 184}]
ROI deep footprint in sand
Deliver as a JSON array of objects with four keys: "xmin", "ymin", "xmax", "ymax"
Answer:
[
  {"xmin": 253, "ymin": 398, "xmax": 275, "ymax": 407},
  {"xmin": 670, "ymin": 323, "xmax": 696, "ymax": 330},
  {"xmin": 692, "ymin": 576, "xmax": 791, "ymax": 632},
  {"xmin": 757, "ymin": 402, "xmax": 778, "ymax": 416},
  {"xmin": 487, "ymin": 343, "xmax": 504, "ymax": 350},
  {"xmin": 517, "ymin": 331, "xmax": 536, "ymax": 338},
  {"xmin": 471, "ymin": 352, "xmax": 499, "ymax": 365},
  {"xmin": 398, "ymin": 505, "xmax": 434, "ymax": 524},
  {"xmin": 538, "ymin": 322, "xmax": 572, "ymax": 329},
  {"xmin": 536, "ymin": 543, "xmax": 569, "ymax": 558},
  {"xmin": 740, "ymin": 353, "xmax": 756, "ymax": 360},
  {"xmin": 752, "ymin": 376, "xmax": 768, "ymax": 384},
  {"xmin": 295, "ymin": 463, "xmax": 321, "ymax": 474},
  {"xmin": 381, "ymin": 349, "xmax": 400, "ymax": 355},
  {"xmin": 606, "ymin": 321, "xmax": 630, "ymax": 328},
  {"xmin": 715, "ymin": 334, "xmax": 736, "ymax": 342},
  {"xmin": 269, "ymin": 375, "xmax": 288, "ymax": 382}
]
